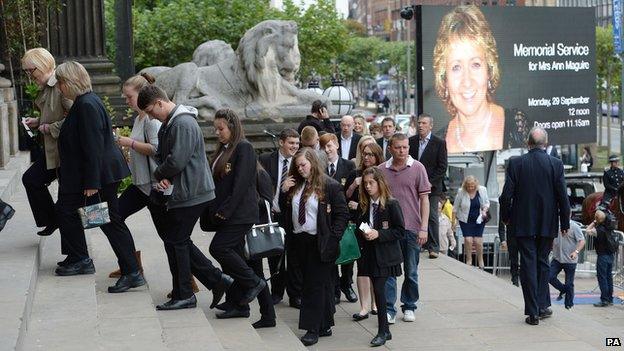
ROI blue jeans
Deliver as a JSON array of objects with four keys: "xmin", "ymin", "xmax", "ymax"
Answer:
[
  {"xmin": 548, "ymin": 259, "xmax": 576, "ymax": 308},
  {"xmin": 385, "ymin": 230, "xmax": 420, "ymax": 317},
  {"xmin": 596, "ymin": 254, "xmax": 614, "ymax": 303}
]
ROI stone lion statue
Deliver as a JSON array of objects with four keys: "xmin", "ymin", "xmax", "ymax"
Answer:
[{"xmin": 141, "ymin": 20, "xmax": 328, "ymax": 120}]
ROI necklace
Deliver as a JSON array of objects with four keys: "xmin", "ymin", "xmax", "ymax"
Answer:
[{"xmin": 455, "ymin": 108, "xmax": 493, "ymax": 152}]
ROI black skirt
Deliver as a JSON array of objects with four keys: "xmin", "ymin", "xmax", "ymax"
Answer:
[{"xmin": 356, "ymin": 240, "xmax": 402, "ymax": 278}]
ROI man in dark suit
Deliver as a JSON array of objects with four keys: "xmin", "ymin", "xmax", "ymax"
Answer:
[
  {"xmin": 499, "ymin": 127, "xmax": 570, "ymax": 326},
  {"xmin": 408, "ymin": 114, "xmax": 447, "ymax": 258},
  {"xmin": 319, "ymin": 133, "xmax": 357, "ymax": 303},
  {"xmin": 336, "ymin": 115, "xmax": 361, "ymax": 160},
  {"xmin": 258, "ymin": 128, "xmax": 301, "ymax": 307},
  {"xmin": 376, "ymin": 117, "xmax": 396, "ymax": 160}
]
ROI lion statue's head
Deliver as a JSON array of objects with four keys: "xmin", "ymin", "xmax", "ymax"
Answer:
[{"xmin": 237, "ymin": 20, "xmax": 301, "ymax": 102}]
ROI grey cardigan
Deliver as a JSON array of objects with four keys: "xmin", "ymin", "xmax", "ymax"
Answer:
[
  {"xmin": 453, "ymin": 185, "xmax": 490, "ymax": 223},
  {"xmin": 154, "ymin": 105, "xmax": 215, "ymax": 209}
]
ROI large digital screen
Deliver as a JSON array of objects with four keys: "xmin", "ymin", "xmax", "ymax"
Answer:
[{"xmin": 418, "ymin": 5, "xmax": 596, "ymax": 153}]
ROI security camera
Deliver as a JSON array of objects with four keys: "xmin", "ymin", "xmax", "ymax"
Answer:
[{"xmin": 400, "ymin": 6, "xmax": 415, "ymax": 20}]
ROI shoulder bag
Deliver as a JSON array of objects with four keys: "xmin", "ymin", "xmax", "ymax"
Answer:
[{"xmin": 244, "ymin": 200, "xmax": 285, "ymax": 260}]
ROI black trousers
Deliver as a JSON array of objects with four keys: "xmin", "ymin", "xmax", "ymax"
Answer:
[
  {"xmin": 118, "ymin": 184, "xmax": 168, "ymax": 236},
  {"xmin": 56, "ymin": 182, "xmax": 138, "ymax": 274},
  {"xmin": 268, "ymin": 212, "xmax": 286, "ymax": 299},
  {"xmin": 22, "ymin": 153, "xmax": 57, "ymax": 228},
  {"xmin": 209, "ymin": 223, "xmax": 260, "ymax": 290},
  {"xmin": 248, "ymin": 258, "xmax": 276, "ymax": 320},
  {"xmin": 516, "ymin": 235, "xmax": 553, "ymax": 316},
  {"xmin": 333, "ymin": 263, "xmax": 354, "ymax": 297},
  {"xmin": 508, "ymin": 235, "xmax": 520, "ymax": 280},
  {"xmin": 371, "ymin": 276, "xmax": 389, "ymax": 335},
  {"xmin": 163, "ymin": 202, "xmax": 222, "ymax": 300},
  {"xmin": 292, "ymin": 233, "xmax": 335, "ymax": 332},
  {"xmin": 426, "ymin": 194, "xmax": 440, "ymax": 252},
  {"xmin": 285, "ymin": 233, "xmax": 303, "ymax": 299}
]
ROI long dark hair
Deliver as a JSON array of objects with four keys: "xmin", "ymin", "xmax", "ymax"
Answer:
[
  {"xmin": 359, "ymin": 167, "xmax": 392, "ymax": 215},
  {"xmin": 211, "ymin": 108, "xmax": 245, "ymax": 180},
  {"xmin": 287, "ymin": 148, "xmax": 326, "ymax": 203}
]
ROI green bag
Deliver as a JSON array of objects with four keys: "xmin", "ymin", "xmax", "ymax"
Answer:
[{"xmin": 336, "ymin": 223, "xmax": 361, "ymax": 265}]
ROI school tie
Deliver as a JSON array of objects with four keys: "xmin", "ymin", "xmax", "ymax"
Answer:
[
  {"xmin": 329, "ymin": 163, "xmax": 336, "ymax": 177},
  {"xmin": 298, "ymin": 183, "xmax": 309, "ymax": 225},
  {"xmin": 372, "ymin": 203, "xmax": 380, "ymax": 229},
  {"xmin": 280, "ymin": 159, "xmax": 289, "ymax": 189}
]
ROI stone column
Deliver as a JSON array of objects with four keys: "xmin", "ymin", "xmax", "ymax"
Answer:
[
  {"xmin": 0, "ymin": 63, "xmax": 13, "ymax": 166},
  {"xmin": 48, "ymin": 0, "xmax": 123, "ymax": 108}
]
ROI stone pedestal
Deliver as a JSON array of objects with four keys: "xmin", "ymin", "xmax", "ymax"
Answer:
[
  {"xmin": 7, "ymin": 100, "xmax": 19, "ymax": 155},
  {"xmin": 0, "ymin": 103, "xmax": 10, "ymax": 166}
]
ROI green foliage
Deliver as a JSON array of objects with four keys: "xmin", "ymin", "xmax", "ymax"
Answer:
[
  {"xmin": 596, "ymin": 26, "xmax": 622, "ymax": 103},
  {"xmin": 117, "ymin": 176, "xmax": 133, "ymax": 194},
  {"xmin": 102, "ymin": 96, "xmax": 117, "ymax": 119},
  {"xmin": 24, "ymin": 81, "xmax": 40, "ymax": 101},
  {"xmin": 338, "ymin": 37, "xmax": 384, "ymax": 83}
]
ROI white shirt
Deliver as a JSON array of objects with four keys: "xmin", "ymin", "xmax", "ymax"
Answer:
[
  {"xmin": 418, "ymin": 132, "xmax": 431, "ymax": 160},
  {"xmin": 272, "ymin": 152, "xmax": 292, "ymax": 212},
  {"xmin": 292, "ymin": 184, "xmax": 319, "ymax": 235},
  {"xmin": 369, "ymin": 198, "xmax": 380, "ymax": 227},
  {"xmin": 340, "ymin": 133, "xmax": 353, "ymax": 160}
]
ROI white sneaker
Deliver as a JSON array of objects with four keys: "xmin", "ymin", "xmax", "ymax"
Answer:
[
  {"xmin": 403, "ymin": 310, "xmax": 415, "ymax": 322},
  {"xmin": 387, "ymin": 313, "xmax": 396, "ymax": 324}
]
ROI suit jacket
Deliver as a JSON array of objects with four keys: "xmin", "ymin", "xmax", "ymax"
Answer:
[
  {"xmin": 258, "ymin": 150, "xmax": 280, "ymax": 193},
  {"xmin": 211, "ymin": 139, "xmax": 259, "ymax": 225},
  {"xmin": 356, "ymin": 198, "xmax": 405, "ymax": 267},
  {"xmin": 336, "ymin": 132, "xmax": 361, "ymax": 160},
  {"xmin": 376, "ymin": 137, "xmax": 391, "ymax": 160},
  {"xmin": 57, "ymin": 92, "xmax": 129, "ymax": 194},
  {"xmin": 408, "ymin": 134, "xmax": 447, "ymax": 195},
  {"xmin": 279, "ymin": 175, "xmax": 349, "ymax": 263},
  {"xmin": 328, "ymin": 157, "xmax": 355, "ymax": 191},
  {"xmin": 257, "ymin": 167, "xmax": 274, "ymax": 224},
  {"xmin": 499, "ymin": 149, "xmax": 570, "ymax": 238}
]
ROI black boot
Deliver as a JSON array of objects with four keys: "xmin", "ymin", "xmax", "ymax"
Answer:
[
  {"xmin": 108, "ymin": 271, "xmax": 147, "ymax": 293},
  {"xmin": 210, "ymin": 273, "xmax": 234, "ymax": 309},
  {"xmin": 55, "ymin": 258, "xmax": 95, "ymax": 276}
]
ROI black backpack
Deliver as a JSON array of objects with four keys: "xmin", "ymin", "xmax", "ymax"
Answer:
[{"xmin": 606, "ymin": 230, "xmax": 620, "ymax": 254}]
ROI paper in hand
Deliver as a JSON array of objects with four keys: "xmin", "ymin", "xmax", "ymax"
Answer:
[
  {"xmin": 359, "ymin": 222, "xmax": 371, "ymax": 232},
  {"xmin": 21, "ymin": 118, "xmax": 34, "ymax": 137}
]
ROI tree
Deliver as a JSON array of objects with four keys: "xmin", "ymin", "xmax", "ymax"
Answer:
[{"xmin": 595, "ymin": 26, "xmax": 622, "ymax": 148}]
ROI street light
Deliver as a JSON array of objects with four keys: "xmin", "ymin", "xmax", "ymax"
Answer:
[
  {"xmin": 306, "ymin": 77, "xmax": 324, "ymax": 96},
  {"xmin": 322, "ymin": 67, "xmax": 354, "ymax": 116}
]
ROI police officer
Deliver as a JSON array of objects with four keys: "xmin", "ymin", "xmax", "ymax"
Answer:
[{"xmin": 602, "ymin": 155, "xmax": 624, "ymax": 208}]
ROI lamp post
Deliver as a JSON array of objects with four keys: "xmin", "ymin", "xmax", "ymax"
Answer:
[
  {"xmin": 322, "ymin": 66, "xmax": 354, "ymax": 116},
  {"xmin": 306, "ymin": 77, "xmax": 324, "ymax": 96}
]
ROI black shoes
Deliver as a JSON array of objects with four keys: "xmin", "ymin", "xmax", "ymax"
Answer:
[
  {"xmin": 539, "ymin": 307, "xmax": 553, "ymax": 319},
  {"xmin": 156, "ymin": 295, "xmax": 197, "ymax": 310},
  {"xmin": 525, "ymin": 315, "xmax": 539, "ymax": 325},
  {"xmin": 0, "ymin": 204, "xmax": 15, "ymax": 231},
  {"xmin": 37, "ymin": 225, "xmax": 57, "ymax": 237},
  {"xmin": 511, "ymin": 276, "xmax": 519, "ymax": 287},
  {"xmin": 352, "ymin": 313, "xmax": 369, "ymax": 321},
  {"xmin": 556, "ymin": 291, "xmax": 565, "ymax": 301},
  {"xmin": 216, "ymin": 307, "xmax": 250, "ymax": 319},
  {"xmin": 108, "ymin": 271, "xmax": 146, "ymax": 293},
  {"xmin": 252, "ymin": 318, "xmax": 276, "ymax": 329},
  {"xmin": 271, "ymin": 294, "xmax": 283, "ymax": 305},
  {"xmin": 370, "ymin": 331, "xmax": 392, "ymax": 347},
  {"xmin": 301, "ymin": 331, "xmax": 319, "ymax": 346},
  {"xmin": 334, "ymin": 295, "xmax": 341, "ymax": 305},
  {"xmin": 593, "ymin": 301, "xmax": 610, "ymax": 307},
  {"xmin": 240, "ymin": 279, "xmax": 267, "ymax": 305},
  {"xmin": 289, "ymin": 297, "xmax": 301, "ymax": 309},
  {"xmin": 319, "ymin": 328, "xmax": 332, "ymax": 337},
  {"xmin": 215, "ymin": 301, "xmax": 233, "ymax": 311},
  {"xmin": 341, "ymin": 285, "xmax": 358, "ymax": 303},
  {"xmin": 210, "ymin": 273, "xmax": 234, "ymax": 309},
  {"xmin": 55, "ymin": 258, "xmax": 96, "ymax": 276}
]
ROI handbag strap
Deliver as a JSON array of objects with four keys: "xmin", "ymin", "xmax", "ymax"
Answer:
[
  {"xmin": 84, "ymin": 193, "xmax": 103, "ymax": 207},
  {"xmin": 143, "ymin": 120, "xmax": 157, "ymax": 187}
]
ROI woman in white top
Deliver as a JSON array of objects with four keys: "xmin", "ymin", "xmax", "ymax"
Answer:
[
  {"xmin": 453, "ymin": 176, "xmax": 489, "ymax": 269},
  {"xmin": 108, "ymin": 73, "xmax": 163, "ymax": 278}
]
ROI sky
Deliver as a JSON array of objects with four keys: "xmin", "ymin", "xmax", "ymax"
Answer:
[{"xmin": 272, "ymin": 0, "xmax": 349, "ymax": 18}]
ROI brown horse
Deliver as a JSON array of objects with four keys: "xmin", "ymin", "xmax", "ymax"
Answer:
[{"xmin": 581, "ymin": 189, "xmax": 624, "ymax": 231}]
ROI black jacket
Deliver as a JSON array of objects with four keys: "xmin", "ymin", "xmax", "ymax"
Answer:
[
  {"xmin": 257, "ymin": 167, "xmax": 274, "ymax": 224},
  {"xmin": 327, "ymin": 157, "xmax": 355, "ymax": 191},
  {"xmin": 211, "ymin": 140, "xmax": 259, "ymax": 225},
  {"xmin": 279, "ymin": 175, "xmax": 349, "ymax": 263},
  {"xmin": 595, "ymin": 216, "xmax": 616, "ymax": 255},
  {"xmin": 335, "ymin": 132, "xmax": 361, "ymax": 160},
  {"xmin": 376, "ymin": 137, "xmax": 391, "ymax": 160},
  {"xmin": 356, "ymin": 198, "xmax": 405, "ymax": 267},
  {"xmin": 57, "ymin": 92, "xmax": 129, "ymax": 194},
  {"xmin": 499, "ymin": 149, "xmax": 570, "ymax": 238},
  {"xmin": 258, "ymin": 150, "xmax": 280, "ymax": 193},
  {"xmin": 297, "ymin": 115, "xmax": 335, "ymax": 135},
  {"xmin": 408, "ymin": 134, "xmax": 447, "ymax": 195}
]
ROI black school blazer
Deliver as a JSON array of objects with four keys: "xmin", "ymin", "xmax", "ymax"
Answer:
[
  {"xmin": 279, "ymin": 175, "xmax": 349, "ymax": 263},
  {"xmin": 356, "ymin": 198, "xmax": 405, "ymax": 267},
  {"xmin": 57, "ymin": 92, "xmax": 129, "ymax": 194}
]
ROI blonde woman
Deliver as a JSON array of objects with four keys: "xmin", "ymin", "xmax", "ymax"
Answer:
[
  {"xmin": 353, "ymin": 135, "xmax": 377, "ymax": 165},
  {"xmin": 453, "ymin": 176, "xmax": 489, "ymax": 269},
  {"xmin": 353, "ymin": 114, "xmax": 370, "ymax": 135},
  {"xmin": 21, "ymin": 48, "xmax": 72, "ymax": 237},
  {"xmin": 433, "ymin": 5, "xmax": 505, "ymax": 153}
]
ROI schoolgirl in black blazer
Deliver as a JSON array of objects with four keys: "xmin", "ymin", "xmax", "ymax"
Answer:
[
  {"xmin": 279, "ymin": 147, "xmax": 349, "ymax": 347},
  {"xmin": 356, "ymin": 167, "xmax": 404, "ymax": 347}
]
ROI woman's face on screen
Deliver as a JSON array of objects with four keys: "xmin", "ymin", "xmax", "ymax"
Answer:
[{"xmin": 445, "ymin": 38, "xmax": 489, "ymax": 119}]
